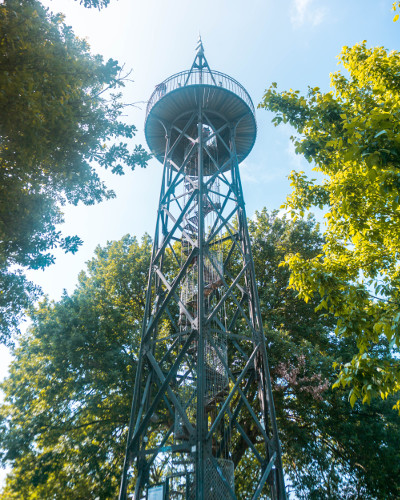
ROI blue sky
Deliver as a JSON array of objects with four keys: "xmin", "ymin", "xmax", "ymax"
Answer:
[
  {"xmin": 22, "ymin": 0, "xmax": 398, "ymax": 302},
  {"xmin": 0, "ymin": 0, "xmax": 399, "ymax": 487},
  {"xmin": 3, "ymin": 0, "xmax": 400, "ymax": 366}
]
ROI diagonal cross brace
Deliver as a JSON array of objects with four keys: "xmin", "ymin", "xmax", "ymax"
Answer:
[
  {"xmin": 128, "ymin": 330, "xmax": 197, "ymax": 453},
  {"xmin": 146, "ymin": 350, "xmax": 195, "ymax": 435},
  {"xmin": 207, "ymin": 334, "xmax": 269, "ymax": 443},
  {"xmin": 206, "ymin": 261, "xmax": 249, "ymax": 324},
  {"xmin": 209, "ymin": 455, "xmax": 237, "ymax": 500},
  {"xmin": 144, "ymin": 247, "xmax": 197, "ymax": 342},
  {"xmin": 251, "ymin": 452, "xmax": 277, "ymax": 500},
  {"xmin": 207, "ymin": 343, "xmax": 260, "ymax": 440},
  {"xmin": 155, "ymin": 188, "xmax": 197, "ymax": 264},
  {"xmin": 155, "ymin": 267, "xmax": 196, "ymax": 328}
]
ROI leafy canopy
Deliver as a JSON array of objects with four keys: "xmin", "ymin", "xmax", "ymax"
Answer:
[
  {"xmin": 75, "ymin": 0, "xmax": 110, "ymax": 8},
  {"xmin": 260, "ymin": 42, "xmax": 400, "ymax": 410},
  {"xmin": 0, "ymin": 0, "xmax": 150, "ymax": 341},
  {"xmin": 0, "ymin": 234, "xmax": 151, "ymax": 499},
  {"xmin": 1, "ymin": 213, "xmax": 399, "ymax": 499},
  {"xmin": 393, "ymin": 1, "xmax": 400, "ymax": 21}
]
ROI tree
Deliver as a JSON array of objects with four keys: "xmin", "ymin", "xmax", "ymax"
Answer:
[
  {"xmin": 0, "ymin": 0, "xmax": 150, "ymax": 341},
  {"xmin": 1, "ymin": 213, "xmax": 399, "ymax": 499},
  {"xmin": 260, "ymin": 42, "xmax": 400, "ymax": 410},
  {"xmin": 248, "ymin": 210, "xmax": 400, "ymax": 499},
  {"xmin": 393, "ymin": 1, "xmax": 400, "ymax": 21},
  {"xmin": 0, "ymin": 235, "xmax": 151, "ymax": 498},
  {"xmin": 74, "ymin": 0, "xmax": 111, "ymax": 8}
]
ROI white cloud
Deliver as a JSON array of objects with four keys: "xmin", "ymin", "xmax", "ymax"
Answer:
[
  {"xmin": 290, "ymin": 0, "xmax": 327, "ymax": 27},
  {"xmin": 291, "ymin": 0, "xmax": 311, "ymax": 26},
  {"xmin": 286, "ymin": 140, "xmax": 304, "ymax": 168},
  {"xmin": 240, "ymin": 160, "xmax": 285, "ymax": 185},
  {"xmin": 240, "ymin": 162, "xmax": 258, "ymax": 184}
]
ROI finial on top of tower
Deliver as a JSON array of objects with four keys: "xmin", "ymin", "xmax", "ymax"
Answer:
[
  {"xmin": 192, "ymin": 34, "xmax": 207, "ymax": 70},
  {"xmin": 196, "ymin": 34, "xmax": 204, "ymax": 57}
]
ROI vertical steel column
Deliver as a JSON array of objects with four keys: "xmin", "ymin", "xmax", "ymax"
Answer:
[
  {"xmin": 118, "ymin": 130, "xmax": 171, "ymax": 500},
  {"xmin": 231, "ymin": 128, "xmax": 286, "ymax": 499},
  {"xmin": 195, "ymin": 96, "xmax": 205, "ymax": 500}
]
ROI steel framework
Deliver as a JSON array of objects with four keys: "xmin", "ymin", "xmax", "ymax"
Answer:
[{"xmin": 119, "ymin": 39, "xmax": 286, "ymax": 500}]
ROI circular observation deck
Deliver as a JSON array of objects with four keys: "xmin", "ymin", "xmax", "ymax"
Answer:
[{"xmin": 145, "ymin": 69, "xmax": 257, "ymax": 165}]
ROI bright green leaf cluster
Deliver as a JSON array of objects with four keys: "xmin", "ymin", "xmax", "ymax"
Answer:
[
  {"xmin": 0, "ymin": 1, "xmax": 151, "ymax": 340},
  {"xmin": 393, "ymin": 1, "xmax": 400, "ymax": 21},
  {"xmin": 260, "ymin": 42, "xmax": 400, "ymax": 409}
]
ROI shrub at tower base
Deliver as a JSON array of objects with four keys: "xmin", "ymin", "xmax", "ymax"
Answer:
[
  {"xmin": 0, "ymin": 211, "xmax": 399, "ymax": 499},
  {"xmin": 260, "ymin": 42, "xmax": 400, "ymax": 411},
  {"xmin": 0, "ymin": 0, "xmax": 150, "ymax": 341}
]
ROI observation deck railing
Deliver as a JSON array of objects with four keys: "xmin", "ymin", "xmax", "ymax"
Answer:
[{"xmin": 145, "ymin": 69, "xmax": 255, "ymax": 120}]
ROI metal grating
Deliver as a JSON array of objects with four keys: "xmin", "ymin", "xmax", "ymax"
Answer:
[{"xmin": 204, "ymin": 458, "xmax": 235, "ymax": 499}]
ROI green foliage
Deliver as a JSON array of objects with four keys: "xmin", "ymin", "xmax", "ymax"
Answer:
[
  {"xmin": 0, "ymin": 235, "xmax": 151, "ymax": 498},
  {"xmin": 0, "ymin": 270, "xmax": 40, "ymax": 346},
  {"xmin": 260, "ymin": 42, "xmax": 400, "ymax": 409},
  {"xmin": 1, "ymin": 213, "xmax": 399, "ymax": 498},
  {"xmin": 393, "ymin": 1, "xmax": 400, "ymax": 21},
  {"xmin": 249, "ymin": 210, "xmax": 400, "ymax": 499},
  {"xmin": 75, "ymin": 0, "xmax": 111, "ymax": 8},
  {"xmin": 0, "ymin": 0, "xmax": 150, "ymax": 341}
]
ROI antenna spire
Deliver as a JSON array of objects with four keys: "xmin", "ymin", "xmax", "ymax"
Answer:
[
  {"xmin": 196, "ymin": 34, "xmax": 204, "ymax": 58},
  {"xmin": 185, "ymin": 35, "xmax": 217, "ymax": 86}
]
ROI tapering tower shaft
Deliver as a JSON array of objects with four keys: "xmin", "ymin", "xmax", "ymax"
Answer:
[{"xmin": 119, "ymin": 41, "xmax": 286, "ymax": 500}]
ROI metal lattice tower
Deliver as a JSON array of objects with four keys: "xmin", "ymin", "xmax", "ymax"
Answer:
[{"xmin": 119, "ymin": 39, "xmax": 286, "ymax": 500}]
